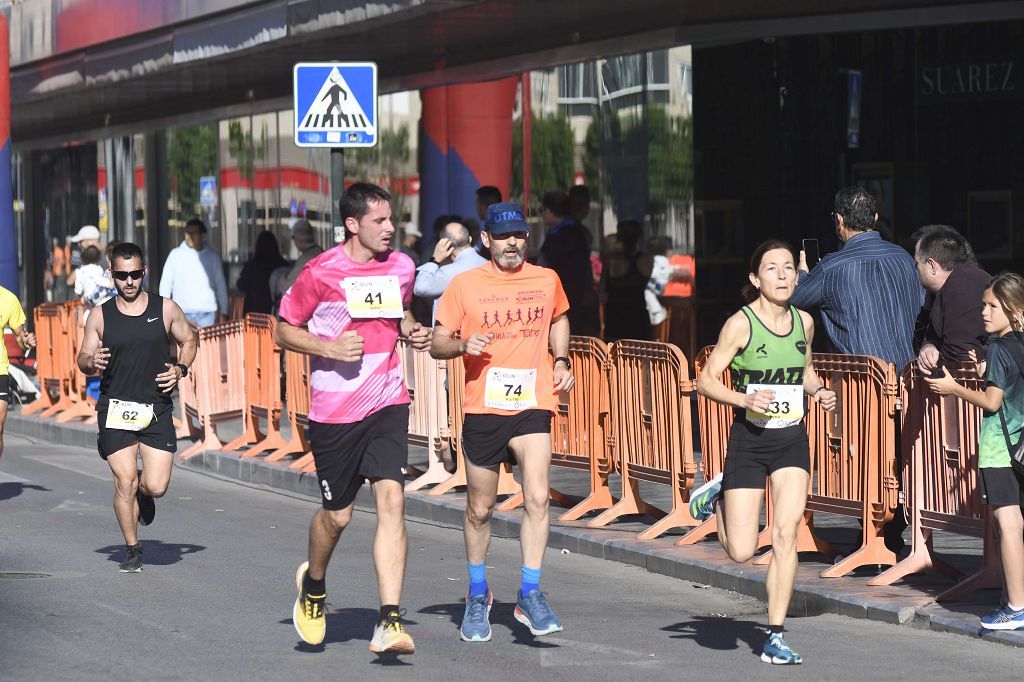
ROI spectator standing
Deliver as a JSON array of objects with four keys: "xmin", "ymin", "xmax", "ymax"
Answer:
[
  {"xmin": 66, "ymin": 224, "xmax": 102, "ymax": 290},
  {"xmin": 401, "ymin": 223, "xmax": 422, "ymax": 266},
  {"xmin": 538, "ymin": 190, "xmax": 600, "ymax": 337},
  {"xmin": 913, "ymin": 224, "xmax": 991, "ymax": 373},
  {"xmin": 74, "ymin": 245, "xmax": 115, "ymax": 309},
  {"xmin": 277, "ymin": 219, "xmax": 324, "ymax": 297},
  {"xmin": 791, "ymin": 187, "xmax": 924, "ymax": 370},
  {"xmin": 413, "ymin": 218, "xmax": 487, "ymax": 324},
  {"xmin": 237, "ymin": 231, "xmax": 288, "ymax": 315},
  {"xmin": 159, "ymin": 218, "xmax": 228, "ymax": 328},
  {"xmin": 602, "ymin": 219, "xmax": 652, "ymax": 341}
]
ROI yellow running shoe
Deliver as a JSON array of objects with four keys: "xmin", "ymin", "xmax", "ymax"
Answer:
[
  {"xmin": 292, "ymin": 561, "xmax": 326, "ymax": 645},
  {"xmin": 369, "ymin": 609, "xmax": 415, "ymax": 655}
]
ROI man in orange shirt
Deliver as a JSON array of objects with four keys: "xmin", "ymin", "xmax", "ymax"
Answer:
[{"xmin": 431, "ymin": 201, "xmax": 574, "ymax": 644}]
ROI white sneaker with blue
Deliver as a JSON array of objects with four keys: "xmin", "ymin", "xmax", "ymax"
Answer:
[
  {"xmin": 460, "ymin": 591, "xmax": 493, "ymax": 642},
  {"xmin": 980, "ymin": 604, "xmax": 1024, "ymax": 630},
  {"xmin": 761, "ymin": 631, "xmax": 802, "ymax": 665},
  {"xmin": 689, "ymin": 472, "xmax": 723, "ymax": 522},
  {"xmin": 514, "ymin": 590, "xmax": 562, "ymax": 636}
]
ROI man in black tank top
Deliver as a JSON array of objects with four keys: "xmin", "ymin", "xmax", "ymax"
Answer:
[{"xmin": 77, "ymin": 242, "xmax": 198, "ymax": 573}]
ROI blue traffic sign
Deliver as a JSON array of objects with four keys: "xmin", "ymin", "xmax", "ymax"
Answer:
[
  {"xmin": 293, "ymin": 62, "xmax": 377, "ymax": 148},
  {"xmin": 199, "ymin": 176, "xmax": 217, "ymax": 206}
]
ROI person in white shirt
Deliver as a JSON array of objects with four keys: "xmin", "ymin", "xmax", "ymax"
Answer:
[
  {"xmin": 413, "ymin": 218, "xmax": 487, "ymax": 325},
  {"xmin": 158, "ymin": 218, "xmax": 228, "ymax": 328}
]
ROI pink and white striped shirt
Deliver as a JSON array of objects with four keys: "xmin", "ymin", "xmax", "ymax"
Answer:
[{"xmin": 278, "ymin": 245, "xmax": 414, "ymax": 424}]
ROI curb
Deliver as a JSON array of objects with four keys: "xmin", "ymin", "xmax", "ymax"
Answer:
[{"xmin": 7, "ymin": 410, "xmax": 1023, "ymax": 648}]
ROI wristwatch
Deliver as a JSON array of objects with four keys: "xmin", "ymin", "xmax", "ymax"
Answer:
[
  {"xmin": 553, "ymin": 356, "xmax": 571, "ymax": 370},
  {"xmin": 175, "ymin": 363, "xmax": 189, "ymax": 378}
]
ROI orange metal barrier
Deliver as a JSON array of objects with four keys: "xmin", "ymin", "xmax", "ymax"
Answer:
[
  {"xmin": 53, "ymin": 302, "xmax": 97, "ymax": 424},
  {"xmin": 22, "ymin": 304, "xmax": 66, "ymax": 416},
  {"xmin": 871, "ymin": 363, "xmax": 999, "ymax": 599},
  {"xmin": 806, "ymin": 354, "xmax": 900, "ymax": 577},
  {"xmin": 265, "ymin": 349, "xmax": 314, "ymax": 470},
  {"xmin": 398, "ymin": 339, "xmax": 453, "ymax": 492},
  {"xmin": 496, "ymin": 336, "xmax": 617, "ymax": 518},
  {"xmin": 223, "ymin": 314, "xmax": 287, "ymax": 456},
  {"xmin": 588, "ymin": 339, "xmax": 698, "ymax": 539},
  {"xmin": 228, "ymin": 291, "xmax": 245, "ymax": 320},
  {"xmin": 180, "ymin": 320, "xmax": 246, "ymax": 460},
  {"xmin": 427, "ymin": 353, "xmax": 521, "ymax": 498}
]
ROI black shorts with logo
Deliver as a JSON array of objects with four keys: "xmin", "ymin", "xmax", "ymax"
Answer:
[
  {"xmin": 307, "ymin": 404, "xmax": 410, "ymax": 510},
  {"xmin": 979, "ymin": 467, "xmax": 1024, "ymax": 507},
  {"xmin": 462, "ymin": 409, "xmax": 552, "ymax": 468},
  {"xmin": 722, "ymin": 418, "xmax": 811, "ymax": 491},
  {"xmin": 96, "ymin": 401, "xmax": 176, "ymax": 460}
]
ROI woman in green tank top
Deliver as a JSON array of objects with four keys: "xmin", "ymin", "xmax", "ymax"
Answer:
[{"xmin": 691, "ymin": 240, "xmax": 837, "ymax": 665}]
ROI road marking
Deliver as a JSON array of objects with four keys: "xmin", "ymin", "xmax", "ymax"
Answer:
[
  {"xmin": 0, "ymin": 471, "xmax": 33, "ymax": 484},
  {"xmin": 50, "ymin": 500, "xmax": 105, "ymax": 513},
  {"xmin": 93, "ymin": 602, "xmax": 192, "ymax": 640},
  {"xmin": 539, "ymin": 638, "xmax": 668, "ymax": 668},
  {"xmin": 22, "ymin": 454, "xmax": 108, "ymax": 481}
]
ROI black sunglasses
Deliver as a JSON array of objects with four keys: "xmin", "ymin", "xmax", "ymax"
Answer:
[{"xmin": 111, "ymin": 269, "xmax": 145, "ymax": 281}]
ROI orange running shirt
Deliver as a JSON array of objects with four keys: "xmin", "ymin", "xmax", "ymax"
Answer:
[
  {"xmin": 435, "ymin": 262, "xmax": 570, "ymax": 416},
  {"xmin": 663, "ymin": 254, "xmax": 695, "ymax": 298}
]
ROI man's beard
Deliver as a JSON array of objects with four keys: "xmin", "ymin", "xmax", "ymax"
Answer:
[
  {"xmin": 116, "ymin": 283, "xmax": 142, "ymax": 302},
  {"xmin": 491, "ymin": 243, "xmax": 526, "ymax": 271}
]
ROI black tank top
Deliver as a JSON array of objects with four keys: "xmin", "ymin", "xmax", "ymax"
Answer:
[{"xmin": 98, "ymin": 294, "xmax": 173, "ymax": 407}]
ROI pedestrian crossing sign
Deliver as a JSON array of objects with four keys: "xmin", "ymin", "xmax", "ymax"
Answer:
[{"xmin": 293, "ymin": 62, "xmax": 377, "ymax": 148}]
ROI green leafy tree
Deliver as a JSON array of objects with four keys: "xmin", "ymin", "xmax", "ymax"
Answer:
[
  {"xmin": 512, "ymin": 112, "xmax": 575, "ymax": 207},
  {"xmin": 347, "ymin": 125, "xmax": 412, "ymax": 220},
  {"xmin": 167, "ymin": 123, "xmax": 217, "ymax": 216}
]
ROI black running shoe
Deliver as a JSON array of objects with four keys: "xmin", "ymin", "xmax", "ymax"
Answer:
[
  {"xmin": 137, "ymin": 490, "xmax": 155, "ymax": 527},
  {"xmin": 119, "ymin": 543, "xmax": 143, "ymax": 573}
]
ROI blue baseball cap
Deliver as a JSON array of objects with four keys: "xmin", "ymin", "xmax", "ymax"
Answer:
[{"xmin": 484, "ymin": 201, "xmax": 530, "ymax": 235}]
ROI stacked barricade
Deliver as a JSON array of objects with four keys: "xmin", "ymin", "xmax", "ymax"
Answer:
[
  {"xmin": 266, "ymin": 349, "xmax": 315, "ymax": 471},
  {"xmin": 179, "ymin": 320, "xmax": 246, "ymax": 460},
  {"xmin": 223, "ymin": 314, "xmax": 287, "ymax": 456},
  {"xmin": 397, "ymin": 339, "xmax": 452, "ymax": 492},
  {"xmin": 588, "ymin": 339, "xmax": 698, "ymax": 539},
  {"xmin": 54, "ymin": 301, "xmax": 96, "ymax": 424},
  {"xmin": 871, "ymin": 362, "xmax": 998, "ymax": 600},
  {"xmin": 22, "ymin": 304, "xmax": 66, "ymax": 416}
]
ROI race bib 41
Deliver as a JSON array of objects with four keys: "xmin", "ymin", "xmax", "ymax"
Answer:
[{"xmin": 343, "ymin": 275, "xmax": 404, "ymax": 319}]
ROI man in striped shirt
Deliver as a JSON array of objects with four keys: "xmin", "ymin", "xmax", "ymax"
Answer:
[{"xmin": 792, "ymin": 187, "xmax": 924, "ymax": 371}]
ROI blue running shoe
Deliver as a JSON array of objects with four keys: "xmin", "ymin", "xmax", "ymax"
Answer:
[
  {"xmin": 460, "ymin": 591, "xmax": 493, "ymax": 642},
  {"xmin": 761, "ymin": 632, "xmax": 802, "ymax": 665},
  {"xmin": 689, "ymin": 472, "xmax": 723, "ymax": 521},
  {"xmin": 514, "ymin": 590, "xmax": 562, "ymax": 636},
  {"xmin": 981, "ymin": 604, "xmax": 1024, "ymax": 630}
]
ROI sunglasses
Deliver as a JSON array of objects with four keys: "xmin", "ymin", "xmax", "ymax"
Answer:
[{"xmin": 111, "ymin": 269, "xmax": 145, "ymax": 281}]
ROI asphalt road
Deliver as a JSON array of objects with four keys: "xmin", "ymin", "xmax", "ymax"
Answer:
[{"xmin": 0, "ymin": 431, "xmax": 1018, "ymax": 681}]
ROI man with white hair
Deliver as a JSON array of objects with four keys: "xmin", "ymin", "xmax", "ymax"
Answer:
[
  {"xmin": 413, "ymin": 217, "xmax": 487, "ymax": 324},
  {"xmin": 277, "ymin": 219, "xmax": 324, "ymax": 296}
]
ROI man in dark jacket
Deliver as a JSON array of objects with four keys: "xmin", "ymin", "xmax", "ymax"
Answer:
[
  {"xmin": 913, "ymin": 225, "xmax": 990, "ymax": 373},
  {"xmin": 538, "ymin": 191, "xmax": 599, "ymax": 337}
]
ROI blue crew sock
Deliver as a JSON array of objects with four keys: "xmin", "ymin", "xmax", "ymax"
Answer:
[
  {"xmin": 520, "ymin": 565, "xmax": 542, "ymax": 595},
  {"xmin": 467, "ymin": 561, "xmax": 488, "ymax": 597}
]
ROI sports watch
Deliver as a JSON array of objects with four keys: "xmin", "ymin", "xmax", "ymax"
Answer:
[
  {"xmin": 553, "ymin": 356, "xmax": 571, "ymax": 370},
  {"xmin": 175, "ymin": 363, "xmax": 189, "ymax": 377}
]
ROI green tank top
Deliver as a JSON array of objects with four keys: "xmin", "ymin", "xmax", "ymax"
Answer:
[{"xmin": 730, "ymin": 305, "xmax": 807, "ymax": 393}]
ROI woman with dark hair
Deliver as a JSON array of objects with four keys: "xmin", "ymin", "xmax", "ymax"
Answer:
[
  {"xmin": 690, "ymin": 240, "xmax": 837, "ymax": 665},
  {"xmin": 601, "ymin": 219, "xmax": 652, "ymax": 341},
  {"xmin": 237, "ymin": 231, "xmax": 288, "ymax": 315}
]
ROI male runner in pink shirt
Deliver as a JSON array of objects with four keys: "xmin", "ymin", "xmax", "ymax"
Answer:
[{"xmin": 276, "ymin": 182, "xmax": 430, "ymax": 654}]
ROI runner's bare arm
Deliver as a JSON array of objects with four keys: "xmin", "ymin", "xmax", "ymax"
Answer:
[
  {"xmin": 10, "ymin": 323, "xmax": 35, "ymax": 350},
  {"xmin": 799, "ymin": 311, "xmax": 836, "ymax": 411},
  {"xmin": 77, "ymin": 306, "xmax": 108, "ymax": 374},
  {"xmin": 275, "ymin": 319, "xmax": 364, "ymax": 363},
  {"xmin": 399, "ymin": 310, "xmax": 432, "ymax": 351},
  {"xmin": 696, "ymin": 311, "xmax": 772, "ymax": 411},
  {"xmin": 156, "ymin": 299, "xmax": 199, "ymax": 392},
  {"xmin": 549, "ymin": 313, "xmax": 574, "ymax": 392},
  {"xmin": 430, "ymin": 323, "xmax": 493, "ymax": 359}
]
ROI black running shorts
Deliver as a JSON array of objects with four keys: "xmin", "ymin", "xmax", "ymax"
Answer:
[
  {"xmin": 979, "ymin": 467, "xmax": 1024, "ymax": 507},
  {"xmin": 721, "ymin": 419, "xmax": 810, "ymax": 491},
  {"xmin": 0, "ymin": 374, "xmax": 9, "ymax": 404},
  {"xmin": 307, "ymin": 404, "xmax": 410, "ymax": 511},
  {"xmin": 96, "ymin": 402, "xmax": 176, "ymax": 460},
  {"xmin": 462, "ymin": 409, "xmax": 552, "ymax": 468}
]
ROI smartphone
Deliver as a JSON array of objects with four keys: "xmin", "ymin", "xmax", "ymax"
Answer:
[{"xmin": 801, "ymin": 239, "xmax": 819, "ymax": 270}]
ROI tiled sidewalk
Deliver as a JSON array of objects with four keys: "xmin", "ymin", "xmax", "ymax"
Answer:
[{"xmin": 7, "ymin": 407, "xmax": 1022, "ymax": 648}]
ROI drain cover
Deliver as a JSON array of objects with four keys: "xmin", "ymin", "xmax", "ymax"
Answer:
[{"xmin": 0, "ymin": 572, "xmax": 51, "ymax": 579}]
